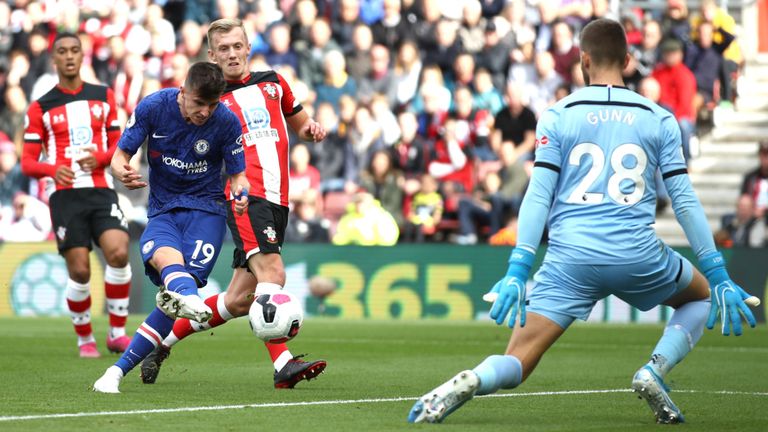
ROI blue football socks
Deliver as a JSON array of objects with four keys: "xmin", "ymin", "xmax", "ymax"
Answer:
[
  {"xmin": 161, "ymin": 264, "xmax": 198, "ymax": 296},
  {"xmin": 115, "ymin": 308, "xmax": 174, "ymax": 375},
  {"xmin": 472, "ymin": 354, "xmax": 523, "ymax": 395},
  {"xmin": 648, "ymin": 298, "xmax": 710, "ymax": 378}
]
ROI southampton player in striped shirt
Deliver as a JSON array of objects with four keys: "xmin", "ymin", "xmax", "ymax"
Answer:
[
  {"xmin": 92, "ymin": 62, "xmax": 249, "ymax": 393},
  {"xmin": 138, "ymin": 18, "xmax": 328, "ymax": 389},
  {"xmin": 21, "ymin": 32, "xmax": 133, "ymax": 358},
  {"xmin": 408, "ymin": 19, "xmax": 760, "ymax": 424}
]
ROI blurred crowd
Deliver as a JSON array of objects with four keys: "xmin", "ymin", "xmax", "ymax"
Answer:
[{"xmin": 0, "ymin": 0, "xmax": 764, "ymax": 247}]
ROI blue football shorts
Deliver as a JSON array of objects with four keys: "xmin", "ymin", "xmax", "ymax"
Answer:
[
  {"xmin": 527, "ymin": 243, "xmax": 694, "ymax": 329},
  {"xmin": 139, "ymin": 209, "xmax": 226, "ymax": 287}
]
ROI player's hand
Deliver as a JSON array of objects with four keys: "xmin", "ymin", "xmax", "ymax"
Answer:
[
  {"xmin": 54, "ymin": 165, "xmax": 75, "ymax": 186},
  {"xmin": 700, "ymin": 252, "xmax": 758, "ymax": 336},
  {"xmin": 305, "ymin": 121, "xmax": 326, "ymax": 142},
  {"xmin": 233, "ymin": 185, "xmax": 249, "ymax": 215},
  {"xmin": 75, "ymin": 144, "xmax": 98, "ymax": 172},
  {"xmin": 118, "ymin": 164, "xmax": 148, "ymax": 189},
  {"xmin": 483, "ymin": 248, "xmax": 534, "ymax": 328}
]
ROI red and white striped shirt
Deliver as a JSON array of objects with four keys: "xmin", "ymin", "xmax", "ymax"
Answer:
[
  {"xmin": 21, "ymin": 83, "xmax": 120, "ymax": 194},
  {"xmin": 222, "ymin": 71, "xmax": 301, "ymax": 208}
]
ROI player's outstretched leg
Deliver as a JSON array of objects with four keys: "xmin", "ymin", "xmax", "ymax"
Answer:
[
  {"xmin": 631, "ymin": 365, "xmax": 684, "ymax": 424},
  {"xmin": 94, "ymin": 308, "xmax": 174, "ymax": 393},
  {"xmin": 632, "ymin": 296, "xmax": 709, "ymax": 423},
  {"xmin": 408, "ymin": 354, "xmax": 522, "ymax": 424},
  {"xmin": 273, "ymin": 353, "xmax": 327, "ymax": 389}
]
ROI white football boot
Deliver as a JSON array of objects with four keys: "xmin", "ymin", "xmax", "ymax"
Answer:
[
  {"xmin": 93, "ymin": 366, "xmax": 124, "ymax": 394},
  {"xmin": 408, "ymin": 370, "xmax": 479, "ymax": 423},
  {"xmin": 632, "ymin": 366, "xmax": 685, "ymax": 424},
  {"xmin": 155, "ymin": 287, "xmax": 212, "ymax": 322}
]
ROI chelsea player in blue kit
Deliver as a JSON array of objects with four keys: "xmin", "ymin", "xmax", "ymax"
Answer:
[
  {"xmin": 409, "ymin": 19, "xmax": 760, "ymax": 424},
  {"xmin": 93, "ymin": 62, "xmax": 250, "ymax": 393}
]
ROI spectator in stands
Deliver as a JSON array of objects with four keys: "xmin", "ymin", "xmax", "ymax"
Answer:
[
  {"xmin": 653, "ymin": 38, "xmax": 696, "ymax": 162},
  {"xmin": 393, "ymin": 39, "xmax": 422, "ymax": 110},
  {"xmin": 345, "ymin": 23, "xmax": 374, "ymax": 85},
  {"xmin": 410, "ymin": 65, "xmax": 451, "ymax": 126},
  {"xmin": 344, "ymin": 104, "xmax": 385, "ymax": 188},
  {"xmin": 0, "ymin": 138, "xmax": 29, "ymax": 207},
  {"xmin": 370, "ymin": 93, "xmax": 400, "ymax": 146},
  {"xmin": 265, "ymin": 21, "xmax": 299, "ymax": 72},
  {"xmin": 549, "ymin": 20, "xmax": 580, "ymax": 85},
  {"xmin": 458, "ymin": 0, "xmax": 486, "ymax": 54},
  {"xmin": 161, "ymin": 52, "xmax": 189, "ymax": 89},
  {"xmin": 392, "ymin": 110, "xmax": 431, "ymax": 195},
  {"xmin": 526, "ymin": 50, "xmax": 564, "ymax": 117},
  {"xmin": 475, "ymin": 20, "xmax": 512, "ymax": 92},
  {"xmin": 312, "ymin": 102, "xmax": 348, "ymax": 193},
  {"xmin": 332, "ymin": 191, "xmax": 400, "ymax": 246},
  {"xmin": 691, "ymin": 0, "xmax": 743, "ymax": 104},
  {"xmin": 285, "ymin": 190, "xmax": 330, "ymax": 243},
  {"xmin": 429, "ymin": 118, "xmax": 474, "ymax": 202},
  {"xmin": 177, "ymin": 20, "xmax": 208, "ymax": 63},
  {"xmin": 473, "ymin": 68, "xmax": 505, "ymax": 115},
  {"xmin": 371, "ymin": 0, "xmax": 416, "ymax": 53},
  {"xmin": 298, "ymin": 18, "xmax": 340, "ymax": 88},
  {"xmin": 315, "ymin": 50, "xmax": 357, "ymax": 111},
  {"xmin": 633, "ymin": 19, "xmax": 663, "ymax": 78},
  {"xmin": 716, "ymin": 195, "xmax": 766, "ymax": 248},
  {"xmin": 686, "ymin": 21, "xmax": 734, "ymax": 114},
  {"xmin": 290, "ymin": 0, "xmax": 318, "ymax": 53},
  {"xmin": 425, "ymin": 19, "xmax": 462, "ymax": 75},
  {"xmin": 359, "ymin": 149, "xmax": 405, "ymax": 226},
  {"xmin": 455, "ymin": 171, "xmax": 504, "ymax": 245},
  {"xmin": 0, "ymin": 191, "xmax": 51, "ymax": 242},
  {"xmin": 0, "ymin": 84, "xmax": 27, "ymax": 143},
  {"xmin": 413, "ymin": 0, "xmax": 441, "ymax": 51},
  {"xmin": 740, "ymin": 141, "xmax": 768, "ymax": 222},
  {"xmin": 332, "ymin": 0, "xmax": 363, "ymax": 54},
  {"xmin": 358, "ymin": 44, "xmax": 398, "ymax": 108},
  {"xmin": 662, "ymin": 0, "xmax": 691, "ymax": 44},
  {"xmin": 402, "ymin": 173, "xmax": 443, "ymax": 243},
  {"xmin": 451, "ymin": 86, "xmax": 493, "ymax": 161},
  {"xmin": 289, "ymin": 143, "xmax": 321, "ymax": 205},
  {"xmin": 492, "ymin": 81, "xmax": 537, "ymax": 164}
]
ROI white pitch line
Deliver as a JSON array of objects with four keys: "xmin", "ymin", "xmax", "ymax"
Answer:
[{"xmin": 1, "ymin": 388, "xmax": 766, "ymax": 423}]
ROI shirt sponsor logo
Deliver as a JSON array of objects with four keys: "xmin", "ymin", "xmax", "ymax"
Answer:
[
  {"xmin": 162, "ymin": 156, "xmax": 208, "ymax": 174},
  {"xmin": 243, "ymin": 129, "xmax": 279, "ymax": 146}
]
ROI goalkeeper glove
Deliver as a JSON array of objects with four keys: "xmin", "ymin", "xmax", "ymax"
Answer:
[
  {"xmin": 699, "ymin": 252, "xmax": 757, "ymax": 336},
  {"xmin": 484, "ymin": 248, "xmax": 534, "ymax": 328}
]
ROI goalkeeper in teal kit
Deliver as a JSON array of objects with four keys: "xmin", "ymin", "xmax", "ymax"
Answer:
[{"xmin": 409, "ymin": 19, "xmax": 760, "ymax": 425}]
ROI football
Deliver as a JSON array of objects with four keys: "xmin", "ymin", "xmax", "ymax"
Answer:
[{"xmin": 248, "ymin": 289, "xmax": 304, "ymax": 343}]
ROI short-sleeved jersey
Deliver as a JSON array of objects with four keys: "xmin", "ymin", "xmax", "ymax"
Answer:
[
  {"xmin": 220, "ymin": 71, "xmax": 302, "ymax": 208},
  {"xmin": 534, "ymin": 85, "xmax": 687, "ymax": 264},
  {"xmin": 22, "ymin": 83, "xmax": 120, "ymax": 193},
  {"xmin": 118, "ymin": 88, "xmax": 245, "ymax": 218}
]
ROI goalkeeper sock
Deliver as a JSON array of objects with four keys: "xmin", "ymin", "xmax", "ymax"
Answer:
[
  {"xmin": 161, "ymin": 264, "xmax": 197, "ymax": 296},
  {"xmin": 648, "ymin": 298, "xmax": 709, "ymax": 378},
  {"xmin": 472, "ymin": 354, "xmax": 523, "ymax": 395},
  {"xmin": 115, "ymin": 308, "xmax": 173, "ymax": 375},
  {"xmin": 163, "ymin": 294, "xmax": 233, "ymax": 347}
]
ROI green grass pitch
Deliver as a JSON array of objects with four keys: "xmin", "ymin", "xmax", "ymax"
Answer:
[{"xmin": 0, "ymin": 317, "xmax": 765, "ymax": 431}]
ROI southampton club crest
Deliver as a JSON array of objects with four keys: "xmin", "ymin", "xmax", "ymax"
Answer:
[
  {"xmin": 263, "ymin": 226, "xmax": 278, "ymax": 244},
  {"xmin": 194, "ymin": 139, "xmax": 210, "ymax": 155},
  {"xmin": 263, "ymin": 83, "xmax": 278, "ymax": 99},
  {"xmin": 91, "ymin": 104, "xmax": 103, "ymax": 119}
]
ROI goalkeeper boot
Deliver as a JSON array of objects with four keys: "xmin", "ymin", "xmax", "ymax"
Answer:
[
  {"xmin": 274, "ymin": 355, "xmax": 327, "ymax": 389},
  {"xmin": 408, "ymin": 370, "xmax": 479, "ymax": 423},
  {"xmin": 93, "ymin": 366, "xmax": 124, "ymax": 394},
  {"xmin": 140, "ymin": 344, "xmax": 171, "ymax": 384},
  {"xmin": 156, "ymin": 287, "xmax": 212, "ymax": 322},
  {"xmin": 632, "ymin": 365, "xmax": 685, "ymax": 424}
]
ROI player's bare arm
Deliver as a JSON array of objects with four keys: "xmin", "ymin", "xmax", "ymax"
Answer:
[
  {"xmin": 110, "ymin": 147, "xmax": 147, "ymax": 190},
  {"xmin": 287, "ymin": 110, "xmax": 326, "ymax": 142}
]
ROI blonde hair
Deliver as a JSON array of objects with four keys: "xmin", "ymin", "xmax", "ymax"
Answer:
[{"xmin": 207, "ymin": 18, "xmax": 247, "ymax": 49}]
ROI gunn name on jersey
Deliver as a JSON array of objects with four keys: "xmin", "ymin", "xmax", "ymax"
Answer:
[{"xmin": 586, "ymin": 109, "xmax": 636, "ymax": 126}]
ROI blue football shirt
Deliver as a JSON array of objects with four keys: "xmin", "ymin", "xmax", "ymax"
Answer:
[
  {"xmin": 118, "ymin": 88, "xmax": 245, "ymax": 217},
  {"xmin": 533, "ymin": 85, "xmax": 687, "ymax": 264}
]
